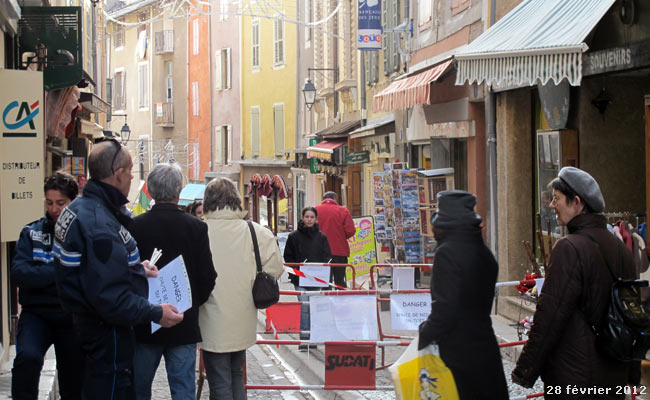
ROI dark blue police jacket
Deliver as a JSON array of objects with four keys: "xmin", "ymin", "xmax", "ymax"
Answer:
[
  {"xmin": 53, "ymin": 179, "xmax": 162, "ymax": 326},
  {"xmin": 12, "ymin": 214, "xmax": 65, "ymax": 316}
]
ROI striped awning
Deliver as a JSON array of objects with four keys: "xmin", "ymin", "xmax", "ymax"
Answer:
[
  {"xmin": 306, "ymin": 139, "xmax": 346, "ymax": 162},
  {"xmin": 455, "ymin": 0, "xmax": 616, "ymax": 88},
  {"xmin": 373, "ymin": 59, "xmax": 453, "ymax": 112}
]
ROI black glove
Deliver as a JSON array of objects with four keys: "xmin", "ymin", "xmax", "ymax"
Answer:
[
  {"xmin": 417, "ymin": 321, "xmax": 430, "ymax": 350},
  {"xmin": 511, "ymin": 367, "xmax": 535, "ymax": 389}
]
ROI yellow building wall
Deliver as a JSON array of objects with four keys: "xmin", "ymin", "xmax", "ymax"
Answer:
[{"xmin": 240, "ymin": 4, "xmax": 297, "ymax": 159}]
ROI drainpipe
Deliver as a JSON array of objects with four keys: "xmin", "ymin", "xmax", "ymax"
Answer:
[
  {"xmin": 486, "ymin": 0, "xmax": 498, "ymax": 255},
  {"xmin": 209, "ymin": 10, "xmax": 214, "ymax": 174}
]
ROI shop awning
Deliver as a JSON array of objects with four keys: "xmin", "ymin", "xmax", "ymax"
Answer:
[
  {"xmin": 178, "ymin": 183, "xmax": 206, "ymax": 206},
  {"xmin": 309, "ymin": 119, "xmax": 361, "ymax": 138},
  {"xmin": 455, "ymin": 0, "xmax": 616, "ymax": 88},
  {"xmin": 306, "ymin": 139, "xmax": 346, "ymax": 162},
  {"xmin": 79, "ymin": 118, "xmax": 104, "ymax": 139},
  {"xmin": 349, "ymin": 113, "xmax": 395, "ymax": 139},
  {"xmin": 373, "ymin": 59, "xmax": 453, "ymax": 112}
]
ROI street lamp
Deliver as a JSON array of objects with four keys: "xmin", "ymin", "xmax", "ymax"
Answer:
[
  {"xmin": 302, "ymin": 68, "xmax": 338, "ymax": 114},
  {"xmin": 302, "ymin": 79, "xmax": 317, "ymax": 111},
  {"xmin": 120, "ymin": 123, "xmax": 131, "ymax": 142}
]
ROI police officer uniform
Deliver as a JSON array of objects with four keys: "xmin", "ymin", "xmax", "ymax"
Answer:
[
  {"xmin": 12, "ymin": 214, "xmax": 84, "ymax": 399},
  {"xmin": 54, "ymin": 179, "xmax": 163, "ymax": 399}
]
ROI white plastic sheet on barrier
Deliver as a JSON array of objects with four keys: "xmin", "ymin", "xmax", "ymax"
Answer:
[
  {"xmin": 535, "ymin": 278, "xmax": 545, "ymax": 293},
  {"xmin": 390, "ymin": 294, "xmax": 431, "ymax": 330},
  {"xmin": 309, "ymin": 295, "xmax": 378, "ymax": 342},
  {"xmin": 392, "ymin": 267, "xmax": 414, "ymax": 290},
  {"xmin": 299, "ymin": 264, "xmax": 331, "ymax": 287}
]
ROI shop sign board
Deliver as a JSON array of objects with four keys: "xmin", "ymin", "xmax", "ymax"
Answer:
[
  {"xmin": 583, "ymin": 40, "xmax": 650, "ymax": 77},
  {"xmin": 0, "ymin": 70, "xmax": 44, "ymax": 242},
  {"xmin": 357, "ymin": 0, "xmax": 382, "ymax": 50},
  {"xmin": 347, "ymin": 216, "xmax": 377, "ymax": 279},
  {"xmin": 345, "ymin": 150, "xmax": 370, "ymax": 165},
  {"xmin": 324, "ymin": 343, "xmax": 376, "ymax": 389}
]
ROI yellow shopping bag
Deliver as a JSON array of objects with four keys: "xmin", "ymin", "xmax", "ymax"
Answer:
[{"xmin": 389, "ymin": 338, "xmax": 459, "ymax": 400}]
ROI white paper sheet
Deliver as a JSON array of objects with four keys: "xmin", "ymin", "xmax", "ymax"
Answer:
[
  {"xmin": 148, "ymin": 255, "xmax": 192, "ymax": 333},
  {"xmin": 299, "ymin": 264, "xmax": 331, "ymax": 288},
  {"xmin": 392, "ymin": 267, "xmax": 415, "ymax": 290},
  {"xmin": 390, "ymin": 294, "xmax": 431, "ymax": 330},
  {"xmin": 309, "ymin": 295, "xmax": 378, "ymax": 342}
]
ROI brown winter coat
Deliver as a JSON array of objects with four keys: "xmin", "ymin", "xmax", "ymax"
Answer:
[{"xmin": 512, "ymin": 214, "xmax": 634, "ymax": 398}]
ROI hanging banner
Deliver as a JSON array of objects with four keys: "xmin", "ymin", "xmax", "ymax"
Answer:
[
  {"xmin": 347, "ymin": 216, "xmax": 377, "ymax": 281},
  {"xmin": 358, "ymin": 0, "xmax": 382, "ymax": 50},
  {"xmin": 0, "ymin": 70, "xmax": 45, "ymax": 242}
]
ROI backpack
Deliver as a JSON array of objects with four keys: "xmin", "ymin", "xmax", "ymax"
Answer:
[{"xmin": 579, "ymin": 232, "xmax": 650, "ymax": 362}]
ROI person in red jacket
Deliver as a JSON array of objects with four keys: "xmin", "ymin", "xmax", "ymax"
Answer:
[{"xmin": 315, "ymin": 192, "xmax": 356, "ymax": 288}]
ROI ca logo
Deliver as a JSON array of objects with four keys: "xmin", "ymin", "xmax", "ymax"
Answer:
[{"xmin": 3, "ymin": 100, "xmax": 39, "ymax": 131}]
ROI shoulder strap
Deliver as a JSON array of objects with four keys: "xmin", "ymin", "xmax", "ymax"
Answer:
[
  {"xmin": 575, "ymin": 231, "xmax": 620, "ymax": 281},
  {"xmin": 246, "ymin": 220, "xmax": 263, "ymax": 273}
]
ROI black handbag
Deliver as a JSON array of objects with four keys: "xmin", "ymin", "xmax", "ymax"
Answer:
[{"xmin": 247, "ymin": 221, "xmax": 280, "ymax": 309}]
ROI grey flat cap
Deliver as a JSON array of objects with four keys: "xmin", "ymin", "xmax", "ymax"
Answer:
[{"xmin": 558, "ymin": 167, "xmax": 605, "ymax": 213}]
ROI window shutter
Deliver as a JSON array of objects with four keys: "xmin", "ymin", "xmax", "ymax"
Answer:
[
  {"xmin": 215, "ymin": 51, "xmax": 222, "ymax": 90},
  {"xmin": 274, "ymin": 105, "xmax": 284, "ymax": 156},
  {"xmin": 382, "ymin": 0, "xmax": 389, "ymax": 75},
  {"xmin": 214, "ymin": 126, "xmax": 223, "ymax": 164},
  {"xmin": 392, "ymin": 0, "xmax": 400, "ymax": 72},
  {"xmin": 225, "ymin": 48, "xmax": 231, "ymax": 89},
  {"xmin": 226, "ymin": 125, "xmax": 232, "ymax": 163},
  {"xmin": 251, "ymin": 108, "xmax": 260, "ymax": 156},
  {"xmin": 121, "ymin": 72, "xmax": 126, "ymax": 109}
]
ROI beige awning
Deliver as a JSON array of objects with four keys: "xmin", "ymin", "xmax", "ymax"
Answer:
[{"xmin": 79, "ymin": 119, "xmax": 104, "ymax": 139}]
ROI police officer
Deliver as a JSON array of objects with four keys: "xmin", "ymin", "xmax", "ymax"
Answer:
[
  {"xmin": 11, "ymin": 171, "xmax": 84, "ymax": 400},
  {"xmin": 54, "ymin": 139, "xmax": 183, "ymax": 399}
]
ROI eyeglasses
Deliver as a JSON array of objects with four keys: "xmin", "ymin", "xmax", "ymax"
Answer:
[{"xmin": 96, "ymin": 137, "xmax": 123, "ymax": 175}]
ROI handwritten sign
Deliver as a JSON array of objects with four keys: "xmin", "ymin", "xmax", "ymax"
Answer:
[
  {"xmin": 310, "ymin": 295, "xmax": 378, "ymax": 342},
  {"xmin": 390, "ymin": 294, "xmax": 431, "ymax": 330},
  {"xmin": 148, "ymin": 255, "xmax": 192, "ymax": 333},
  {"xmin": 299, "ymin": 264, "xmax": 331, "ymax": 288}
]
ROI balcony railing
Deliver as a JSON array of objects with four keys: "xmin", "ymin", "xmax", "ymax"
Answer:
[
  {"xmin": 155, "ymin": 102, "xmax": 174, "ymax": 127},
  {"xmin": 154, "ymin": 30, "xmax": 173, "ymax": 54}
]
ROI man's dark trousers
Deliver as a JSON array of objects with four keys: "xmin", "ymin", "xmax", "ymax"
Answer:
[
  {"xmin": 73, "ymin": 315, "xmax": 136, "ymax": 400},
  {"xmin": 12, "ymin": 311, "xmax": 83, "ymax": 400},
  {"xmin": 330, "ymin": 255, "xmax": 348, "ymax": 288}
]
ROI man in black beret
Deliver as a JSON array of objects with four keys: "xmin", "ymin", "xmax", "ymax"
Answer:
[{"xmin": 512, "ymin": 167, "xmax": 635, "ymax": 398}]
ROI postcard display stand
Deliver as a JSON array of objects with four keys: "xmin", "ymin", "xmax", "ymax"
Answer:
[
  {"xmin": 373, "ymin": 163, "xmax": 422, "ymax": 263},
  {"xmin": 416, "ymin": 169, "xmax": 455, "ymax": 264}
]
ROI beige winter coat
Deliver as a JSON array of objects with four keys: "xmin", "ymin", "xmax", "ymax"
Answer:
[{"xmin": 199, "ymin": 208, "xmax": 283, "ymax": 353}]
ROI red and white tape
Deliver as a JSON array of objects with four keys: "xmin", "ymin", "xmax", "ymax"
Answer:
[{"xmin": 283, "ymin": 266, "xmax": 346, "ymax": 290}]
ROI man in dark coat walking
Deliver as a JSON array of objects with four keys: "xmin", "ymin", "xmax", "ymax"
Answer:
[
  {"xmin": 418, "ymin": 190, "xmax": 508, "ymax": 400},
  {"xmin": 128, "ymin": 163, "xmax": 217, "ymax": 399},
  {"xmin": 512, "ymin": 167, "xmax": 634, "ymax": 398}
]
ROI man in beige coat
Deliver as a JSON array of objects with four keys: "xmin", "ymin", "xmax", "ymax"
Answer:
[{"xmin": 199, "ymin": 178, "xmax": 283, "ymax": 400}]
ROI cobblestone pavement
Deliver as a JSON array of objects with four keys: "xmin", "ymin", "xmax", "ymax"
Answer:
[{"xmin": 150, "ymin": 344, "xmax": 314, "ymax": 400}]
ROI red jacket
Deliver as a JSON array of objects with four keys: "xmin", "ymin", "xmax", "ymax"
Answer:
[{"xmin": 315, "ymin": 199, "xmax": 356, "ymax": 257}]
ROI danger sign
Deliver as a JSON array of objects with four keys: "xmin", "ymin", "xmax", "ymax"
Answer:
[{"xmin": 324, "ymin": 343, "xmax": 376, "ymax": 389}]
